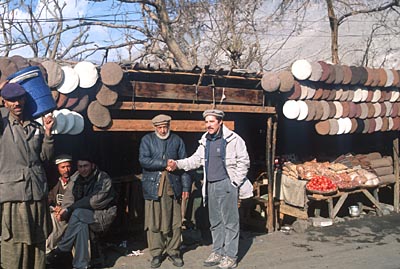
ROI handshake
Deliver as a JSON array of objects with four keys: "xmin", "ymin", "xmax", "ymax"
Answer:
[{"xmin": 166, "ymin": 159, "xmax": 177, "ymax": 171}]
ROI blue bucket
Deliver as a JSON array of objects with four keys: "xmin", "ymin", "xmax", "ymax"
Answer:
[{"xmin": 7, "ymin": 66, "xmax": 56, "ymax": 118}]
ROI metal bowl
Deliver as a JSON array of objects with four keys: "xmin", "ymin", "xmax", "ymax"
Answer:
[{"xmin": 349, "ymin": 205, "xmax": 361, "ymax": 217}]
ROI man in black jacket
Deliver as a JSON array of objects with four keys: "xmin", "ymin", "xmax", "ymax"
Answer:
[
  {"xmin": 139, "ymin": 114, "xmax": 191, "ymax": 268},
  {"xmin": 46, "ymin": 155, "xmax": 117, "ymax": 269}
]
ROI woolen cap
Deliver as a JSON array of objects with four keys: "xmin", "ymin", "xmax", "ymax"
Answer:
[
  {"xmin": 152, "ymin": 114, "xmax": 171, "ymax": 126},
  {"xmin": 55, "ymin": 154, "xmax": 72, "ymax": 165},
  {"xmin": 203, "ymin": 109, "xmax": 225, "ymax": 119},
  {"xmin": 1, "ymin": 83, "xmax": 26, "ymax": 100}
]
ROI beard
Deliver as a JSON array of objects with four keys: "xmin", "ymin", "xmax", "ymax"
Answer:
[{"xmin": 155, "ymin": 129, "xmax": 170, "ymax": 140}]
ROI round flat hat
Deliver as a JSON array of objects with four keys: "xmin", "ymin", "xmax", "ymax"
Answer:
[
  {"xmin": 288, "ymin": 81, "xmax": 302, "ymax": 100},
  {"xmin": 297, "ymin": 100, "xmax": 309, "ymax": 120},
  {"xmin": 379, "ymin": 103, "xmax": 387, "ymax": 117},
  {"xmin": 355, "ymin": 103, "xmax": 362, "ymax": 118},
  {"xmin": 309, "ymin": 62, "xmax": 323, "ymax": 82},
  {"xmin": 320, "ymin": 100, "xmax": 330, "ymax": 120},
  {"xmin": 365, "ymin": 90, "xmax": 373, "ymax": 102},
  {"xmin": 352, "ymin": 87, "xmax": 363, "ymax": 102},
  {"xmin": 71, "ymin": 93, "xmax": 89, "ymax": 113},
  {"xmin": 365, "ymin": 67, "xmax": 374, "ymax": 86},
  {"xmin": 283, "ymin": 100, "xmax": 300, "ymax": 119},
  {"xmin": 328, "ymin": 119, "xmax": 339, "ymax": 135},
  {"xmin": 370, "ymin": 68, "xmax": 380, "ymax": 87},
  {"xmin": 261, "ymin": 72, "xmax": 280, "ymax": 92},
  {"xmin": 333, "ymin": 65, "xmax": 344, "ymax": 84},
  {"xmin": 321, "ymin": 88, "xmax": 331, "ymax": 100},
  {"xmin": 350, "ymin": 118, "xmax": 358, "ymax": 133},
  {"xmin": 291, "ymin": 60, "xmax": 312, "ymax": 80},
  {"xmin": 390, "ymin": 89, "xmax": 400, "ymax": 102},
  {"xmin": 381, "ymin": 117, "xmax": 389, "ymax": 132},
  {"xmin": 384, "ymin": 90, "xmax": 391, "ymax": 101},
  {"xmin": 67, "ymin": 111, "xmax": 85, "ymax": 135},
  {"xmin": 341, "ymin": 101, "xmax": 350, "ymax": 117},
  {"xmin": 96, "ymin": 84, "xmax": 119, "ymax": 106},
  {"xmin": 349, "ymin": 66, "xmax": 361, "ymax": 85},
  {"xmin": 397, "ymin": 70, "xmax": 400, "ymax": 87},
  {"xmin": 333, "ymin": 101, "xmax": 343, "ymax": 118},
  {"xmin": 10, "ymin": 55, "xmax": 30, "ymax": 71},
  {"xmin": 52, "ymin": 109, "xmax": 67, "ymax": 134},
  {"xmin": 304, "ymin": 100, "xmax": 316, "ymax": 121},
  {"xmin": 378, "ymin": 68, "xmax": 387, "ymax": 87},
  {"xmin": 74, "ymin": 61, "xmax": 99, "ymax": 88},
  {"xmin": 388, "ymin": 117, "xmax": 394, "ymax": 130},
  {"xmin": 355, "ymin": 118, "xmax": 364, "ymax": 133},
  {"xmin": 87, "ymin": 100, "xmax": 112, "ymax": 128},
  {"xmin": 299, "ymin": 83, "xmax": 309, "ymax": 100},
  {"xmin": 343, "ymin": 117, "xmax": 352, "ymax": 134},
  {"xmin": 318, "ymin": 61, "xmax": 330, "ymax": 82},
  {"xmin": 375, "ymin": 117, "xmax": 383, "ymax": 132},
  {"xmin": 339, "ymin": 87, "xmax": 349, "ymax": 102},
  {"xmin": 57, "ymin": 66, "xmax": 79, "ymax": 94},
  {"xmin": 391, "ymin": 102, "xmax": 399, "ymax": 117},
  {"xmin": 305, "ymin": 83, "xmax": 316, "ymax": 99},
  {"xmin": 315, "ymin": 120, "xmax": 330, "ymax": 135},
  {"xmin": 360, "ymin": 87, "xmax": 369, "ymax": 102},
  {"xmin": 313, "ymin": 101, "xmax": 324, "ymax": 120},
  {"xmin": 348, "ymin": 102, "xmax": 357, "ymax": 118},
  {"xmin": 358, "ymin": 67, "xmax": 368, "ymax": 85},
  {"xmin": 373, "ymin": 103, "xmax": 381, "ymax": 118},
  {"xmin": 325, "ymin": 64, "xmax": 336, "ymax": 84},
  {"xmin": 278, "ymin": 70, "xmax": 294, "ymax": 92},
  {"xmin": 384, "ymin": 101, "xmax": 392, "ymax": 117},
  {"xmin": 367, "ymin": 103, "xmax": 375, "ymax": 118},
  {"xmin": 341, "ymin": 65, "xmax": 352, "ymax": 85},
  {"xmin": 371, "ymin": 89, "xmax": 381, "ymax": 103},
  {"xmin": 368, "ymin": 118, "xmax": 376, "ymax": 133},
  {"xmin": 327, "ymin": 88, "xmax": 337, "ymax": 101},
  {"xmin": 312, "ymin": 87, "xmax": 324, "ymax": 100},
  {"xmin": 393, "ymin": 117, "xmax": 400, "ymax": 130},
  {"xmin": 59, "ymin": 109, "xmax": 75, "ymax": 134},
  {"xmin": 0, "ymin": 59, "xmax": 18, "ymax": 83},
  {"xmin": 384, "ymin": 69, "xmax": 394, "ymax": 87},
  {"xmin": 334, "ymin": 87, "xmax": 343, "ymax": 101},
  {"xmin": 100, "ymin": 62, "xmax": 124, "ymax": 86},
  {"xmin": 336, "ymin": 118, "xmax": 346, "ymax": 135},
  {"xmin": 346, "ymin": 88, "xmax": 354, "ymax": 102},
  {"xmin": 328, "ymin": 101, "xmax": 336, "ymax": 118},
  {"xmin": 362, "ymin": 118, "xmax": 370, "ymax": 133},
  {"xmin": 64, "ymin": 90, "xmax": 80, "ymax": 109},
  {"xmin": 379, "ymin": 90, "xmax": 387, "ymax": 102},
  {"xmin": 56, "ymin": 93, "xmax": 68, "ymax": 109},
  {"xmin": 392, "ymin": 69, "xmax": 400, "ymax": 86},
  {"xmin": 41, "ymin": 60, "xmax": 64, "ymax": 88},
  {"xmin": 356, "ymin": 102, "xmax": 367, "ymax": 119}
]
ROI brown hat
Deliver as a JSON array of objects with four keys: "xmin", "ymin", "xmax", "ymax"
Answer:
[
  {"xmin": 152, "ymin": 114, "xmax": 172, "ymax": 126},
  {"xmin": 203, "ymin": 109, "xmax": 225, "ymax": 119}
]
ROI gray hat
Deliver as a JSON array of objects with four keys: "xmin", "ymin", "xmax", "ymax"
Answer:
[
  {"xmin": 55, "ymin": 154, "xmax": 72, "ymax": 165},
  {"xmin": 203, "ymin": 109, "xmax": 225, "ymax": 119},
  {"xmin": 152, "ymin": 114, "xmax": 171, "ymax": 126}
]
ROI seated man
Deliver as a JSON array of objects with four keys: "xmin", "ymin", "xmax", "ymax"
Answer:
[
  {"xmin": 46, "ymin": 155, "xmax": 117, "ymax": 269},
  {"xmin": 46, "ymin": 154, "xmax": 73, "ymax": 254}
]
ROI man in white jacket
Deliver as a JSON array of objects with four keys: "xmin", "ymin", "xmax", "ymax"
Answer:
[{"xmin": 168, "ymin": 109, "xmax": 250, "ymax": 269}]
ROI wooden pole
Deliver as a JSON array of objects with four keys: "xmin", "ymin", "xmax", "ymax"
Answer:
[
  {"xmin": 266, "ymin": 117, "xmax": 274, "ymax": 232},
  {"xmin": 393, "ymin": 138, "xmax": 399, "ymax": 212},
  {"xmin": 270, "ymin": 115, "xmax": 278, "ymax": 230}
]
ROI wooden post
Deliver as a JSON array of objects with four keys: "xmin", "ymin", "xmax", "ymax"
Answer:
[
  {"xmin": 393, "ymin": 138, "xmax": 399, "ymax": 212},
  {"xmin": 266, "ymin": 117, "xmax": 274, "ymax": 232}
]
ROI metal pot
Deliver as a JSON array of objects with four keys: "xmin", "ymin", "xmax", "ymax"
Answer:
[{"xmin": 349, "ymin": 205, "xmax": 361, "ymax": 217}]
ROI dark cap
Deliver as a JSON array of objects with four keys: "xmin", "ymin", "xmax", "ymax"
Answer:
[
  {"xmin": 203, "ymin": 109, "xmax": 225, "ymax": 119},
  {"xmin": 152, "ymin": 114, "xmax": 171, "ymax": 126},
  {"xmin": 1, "ymin": 83, "xmax": 26, "ymax": 100}
]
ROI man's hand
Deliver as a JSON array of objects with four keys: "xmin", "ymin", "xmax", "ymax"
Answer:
[
  {"xmin": 182, "ymin": 191, "xmax": 189, "ymax": 200},
  {"xmin": 167, "ymin": 159, "xmax": 177, "ymax": 171},
  {"xmin": 42, "ymin": 113, "xmax": 55, "ymax": 136},
  {"xmin": 55, "ymin": 208, "xmax": 68, "ymax": 222}
]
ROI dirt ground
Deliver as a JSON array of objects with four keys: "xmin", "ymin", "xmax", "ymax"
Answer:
[{"xmin": 100, "ymin": 211, "xmax": 400, "ymax": 269}]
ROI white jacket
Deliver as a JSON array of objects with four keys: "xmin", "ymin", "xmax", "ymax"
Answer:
[{"xmin": 176, "ymin": 125, "xmax": 251, "ymax": 203}]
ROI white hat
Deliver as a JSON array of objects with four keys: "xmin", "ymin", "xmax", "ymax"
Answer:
[
  {"xmin": 67, "ymin": 111, "xmax": 85, "ymax": 135},
  {"xmin": 59, "ymin": 109, "xmax": 75, "ymax": 134},
  {"xmin": 55, "ymin": 154, "xmax": 72, "ymax": 165},
  {"xmin": 291, "ymin": 59, "xmax": 312, "ymax": 80},
  {"xmin": 57, "ymin": 66, "xmax": 79, "ymax": 94},
  {"xmin": 74, "ymin": 61, "xmax": 98, "ymax": 88},
  {"xmin": 52, "ymin": 110, "xmax": 67, "ymax": 134}
]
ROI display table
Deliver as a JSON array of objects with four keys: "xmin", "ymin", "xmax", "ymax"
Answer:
[{"xmin": 307, "ymin": 187, "xmax": 384, "ymax": 219}]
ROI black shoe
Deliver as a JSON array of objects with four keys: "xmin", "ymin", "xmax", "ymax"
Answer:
[
  {"xmin": 46, "ymin": 248, "xmax": 72, "ymax": 265},
  {"xmin": 168, "ymin": 255, "xmax": 184, "ymax": 267},
  {"xmin": 151, "ymin": 255, "xmax": 163, "ymax": 268}
]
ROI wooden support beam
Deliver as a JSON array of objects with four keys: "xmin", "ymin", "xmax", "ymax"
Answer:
[
  {"xmin": 93, "ymin": 119, "xmax": 235, "ymax": 132},
  {"xmin": 122, "ymin": 81, "xmax": 263, "ymax": 105},
  {"xmin": 110, "ymin": 101, "xmax": 275, "ymax": 114},
  {"xmin": 394, "ymin": 138, "xmax": 399, "ymax": 212}
]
